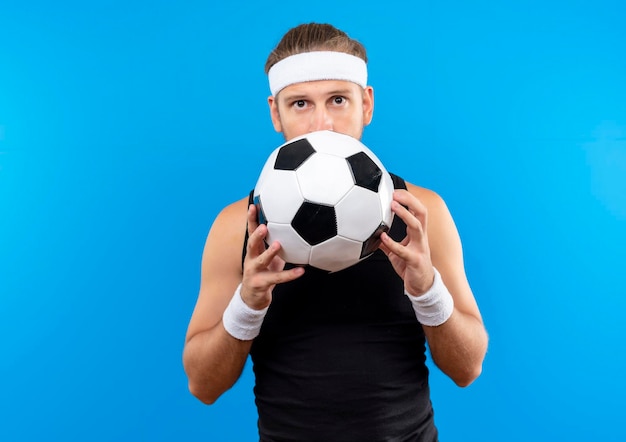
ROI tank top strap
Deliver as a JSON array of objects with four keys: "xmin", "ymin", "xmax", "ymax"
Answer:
[
  {"xmin": 242, "ymin": 189, "xmax": 254, "ymax": 270},
  {"xmin": 389, "ymin": 172, "xmax": 407, "ymax": 190},
  {"xmin": 387, "ymin": 173, "xmax": 408, "ymax": 242}
]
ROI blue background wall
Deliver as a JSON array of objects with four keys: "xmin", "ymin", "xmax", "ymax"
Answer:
[{"xmin": 1, "ymin": 1, "xmax": 624, "ymax": 440}]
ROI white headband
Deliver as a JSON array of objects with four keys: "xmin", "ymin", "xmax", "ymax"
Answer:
[{"xmin": 268, "ymin": 51, "xmax": 368, "ymax": 96}]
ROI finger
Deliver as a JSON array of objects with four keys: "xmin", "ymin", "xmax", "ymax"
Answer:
[
  {"xmin": 391, "ymin": 200, "xmax": 425, "ymax": 237},
  {"xmin": 380, "ymin": 230, "xmax": 410, "ymax": 260},
  {"xmin": 246, "ymin": 222, "xmax": 269, "ymax": 259},
  {"xmin": 252, "ymin": 240, "xmax": 284, "ymax": 271},
  {"xmin": 245, "ymin": 265, "xmax": 305, "ymax": 298},
  {"xmin": 247, "ymin": 204, "xmax": 260, "ymax": 235},
  {"xmin": 378, "ymin": 236, "xmax": 390, "ymax": 255},
  {"xmin": 272, "ymin": 266, "xmax": 305, "ymax": 285},
  {"xmin": 393, "ymin": 190, "xmax": 428, "ymax": 231}
]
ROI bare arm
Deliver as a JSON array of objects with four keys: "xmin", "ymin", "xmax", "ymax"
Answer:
[
  {"xmin": 379, "ymin": 185, "xmax": 488, "ymax": 387},
  {"xmin": 183, "ymin": 199, "xmax": 304, "ymax": 404},
  {"xmin": 184, "ymin": 321, "xmax": 253, "ymax": 404}
]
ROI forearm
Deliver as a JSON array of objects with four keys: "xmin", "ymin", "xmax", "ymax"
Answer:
[
  {"xmin": 183, "ymin": 323, "xmax": 252, "ymax": 404},
  {"xmin": 423, "ymin": 309, "xmax": 488, "ymax": 387}
]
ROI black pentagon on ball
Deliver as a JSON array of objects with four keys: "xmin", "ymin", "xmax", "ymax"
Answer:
[
  {"xmin": 274, "ymin": 139, "xmax": 316, "ymax": 170},
  {"xmin": 346, "ymin": 151, "xmax": 383, "ymax": 192},
  {"xmin": 292, "ymin": 201, "xmax": 337, "ymax": 245},
  {"xmin": 360, "ymin": 222, "xmax": 390, "ymax": 259}
]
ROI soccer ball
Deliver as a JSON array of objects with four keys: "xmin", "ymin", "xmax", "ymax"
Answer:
[{"xmin": 253, "ymin": 130, "xmax": 394, "ymax": 272}]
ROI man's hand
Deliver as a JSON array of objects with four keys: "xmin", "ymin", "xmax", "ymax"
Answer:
[
  {"xmin": 241, "ymin": 204, "xmax": 305, "ymax": 310},
  {"xmin": 379, "ymin": 189, "xmax": 435, "ymax": 296}
]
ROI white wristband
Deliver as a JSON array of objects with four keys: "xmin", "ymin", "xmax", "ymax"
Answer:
[
  {"xmin": 405, "ymin": 268, "xmax": 454, "ymax": 327},
  {"xmin": 222, "ymin": 284, "xmax": 268, "ymax": 340}
]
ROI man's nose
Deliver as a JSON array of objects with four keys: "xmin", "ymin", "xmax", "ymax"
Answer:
[{"xmin": 310, "ymin": 108, "xmax": 333, "ymax": 132}]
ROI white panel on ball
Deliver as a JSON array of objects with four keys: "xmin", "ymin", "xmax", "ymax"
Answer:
[
  {"xmin": 266, "ymin": 222, "xmax": 311, "ymax": 265},
  {"xmin": 305, "ymin": 130, "xmax": 362, "ymax": 157},
  {"xmin": 335, "ymin": 186, "xmax": 384, "ymax": 241},
  {"xmin": 297, "ymin": 153, "xmax": 354, "ymax": 205},
  {"xmin": 253, "ymin": 148, "xmax": 280, "ymax": 198},
  {"xmin": 378, "ymin": 172, "xmax": 395, "ymax": 227},
  {"xmin": 258, "ymin": 170, "xmax": 303, "ymax": 224},
  {"xmin": 309, "ymin": 236, "xmax": 364, "ymax": 272}
]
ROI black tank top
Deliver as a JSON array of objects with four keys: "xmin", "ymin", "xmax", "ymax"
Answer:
[{"xmin": 245, "ymin": 174, "xmax": 438, "ymax": 442}]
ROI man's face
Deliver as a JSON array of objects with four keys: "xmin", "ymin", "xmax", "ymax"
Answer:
[{"xmin": 268, "ymin": 80, "xmax": 374, "ymax": 141}]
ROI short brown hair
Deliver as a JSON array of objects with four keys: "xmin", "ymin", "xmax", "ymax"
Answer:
[{"xmin": 264, "ymin": 23, "xmax": 368, "ymax": 74}]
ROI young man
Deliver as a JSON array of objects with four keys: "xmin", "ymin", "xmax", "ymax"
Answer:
[{"xmin": 183, "ymin": 23, "xmax": 488, "ymax": 441}]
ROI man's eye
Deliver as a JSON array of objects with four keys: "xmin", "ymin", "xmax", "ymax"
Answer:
[
  {"xmin": 333, "ymin": 96, "xmax": 345, "ymax": 105},
  {"xmin": 294, "ymin": 100, "xmax": 306, "ymax": 108}
]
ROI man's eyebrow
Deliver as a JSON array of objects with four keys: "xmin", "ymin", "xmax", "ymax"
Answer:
[
  {"xmin": 280, "ymin": 89, "xmax": 355, "ymax": 102},
  {"xmin": 326, "ymin": 88, "xmax": 354, "ymax": 96},
  {"xmin": 280, "ymin": 94, "xmax": 308, "ymax": 102}
]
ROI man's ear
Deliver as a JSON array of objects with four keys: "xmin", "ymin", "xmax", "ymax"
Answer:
[
  {"xmin": 363, "ymin": 86, "xmax": 374, "ymax": 126},
  {"xmin": 268, "ymin": 96, "xmax": 283, "ymax": 133}
]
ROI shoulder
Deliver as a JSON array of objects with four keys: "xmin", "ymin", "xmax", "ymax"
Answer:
[
  {"xmin": 197, "ymin": 196, "xmax": 249, "ymax": 276},
  {"xmin": 404, "ymin": 181, "xmax": 465, "ymax": 272},
  {"xmin": 203, "ymin": 195, "xmax": 251, "ymax": 295},
  {"xmin": 405, "ymin": 181, "xmax": 448, "ymax": 214},
  {"xmin": 201, "ymin": 195, "xmax": 251, "ymax": 273},
  {"xmin": 404, "ymin": 181, "xmax": 459, "ymax": 250},
  {"xmin": 186, "ymin": 195, "xmax": 251, "ymax": 340},
  {"xmin": 210, "ymin": 196, "xmax": 250, "ymax": 236},
  {"xmin": 219, "ymin": 194, "xmax": 251, "ymax": 218}
]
